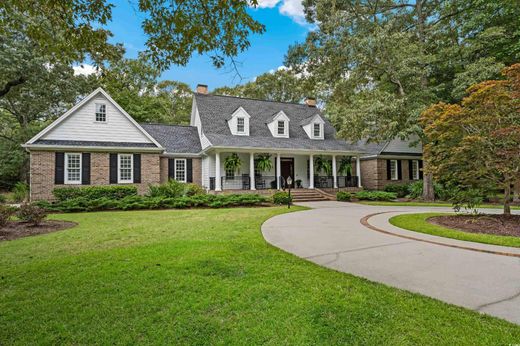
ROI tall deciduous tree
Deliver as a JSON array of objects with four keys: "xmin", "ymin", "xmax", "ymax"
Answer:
[
  {"xmin": 420, "ymin": 64, "xmax": 520, "ymax": 215},
  {"xmin": 286, "ymin": 0, "xmax": 520, "ymax": 200}
]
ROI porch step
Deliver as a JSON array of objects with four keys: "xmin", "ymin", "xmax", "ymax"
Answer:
[{"xmin": 290, "ymin": 189, "xmax": 331, "ymax": 202}]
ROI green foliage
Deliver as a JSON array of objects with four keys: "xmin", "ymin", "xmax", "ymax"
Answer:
[
  {"xmin": 337, "ymin": 157, "xmax": 352, "ymax": 175},
  {"xmin": 272, "ymin": 192, "xmax": 292, "ymax": 205},
  {"xmin": 407, "ymin": 181, "xmax": 453, "ymax": 201},
  {"xmin": 37, "ymin": 194, "xmax": 267, "ymax": 213},
  {"xmin": 53, "ymin": 186, "xmax": 138, "ymax": 202},
  {"xmin": 0, "ymin": 205, "xmax": 16, "ymax": 227},
  {"xmin": 336, "ymin": 191, "xmax": 352, "ymax": 201},
  {"xmin": 314, "ymin": 156, "xmax": 332, "ymax": 176},
  {"xmin": 384, "ymin": 184, "xmax": 409, "ymax": 198},
  {"xmin": 356, "ymin": 191, "xmax": 397, "ymax": 201},
  {"xmin": 16, "ymin": 204, "xmax": 47, "ymax": 226},
  {"xmin": 449, "ymin": 188, "xmax": 484, "ymax": 214},
  {"xmin": 0, "ymin": 194, "xmax": 6, "ymax": 204},
  {"xmin": 148, "ymin": 180, "xmax": 186, "ymax": 198},
  {"xmin": 184, "ymin": 183, "xmax": 206, "ymax": 197},
  {"xmin": 255, "ymin": 154, "xmax": 273, "ymax": 173},
  {"xmin": 224, "ymin": 153, "xmax": 241, "ymax": 175},
  {"xmin": 12, "ymin": 182, "xmax": 28, "ymax": 203}
]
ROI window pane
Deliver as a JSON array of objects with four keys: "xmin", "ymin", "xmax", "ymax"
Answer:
[
  {"xmin": 119, "ymin": 154, "xmax": 133, "ymax": 182},
  {"xmin": 175, "ymin": 159, "xmax": 186, "ymax": 182},
  {"xmin": 412, "ymin": 160, "xmax": 419, "ymax": 180},
  {"xmin": 390, "ymin": 160, "xmax": 397, "ymax": 180},
  {"xmin": 66, "ymin": 154, "xmax": 81, "ymax": 182},
  {"xmin": 313, "ymin": 123, "xmax": 320, "ymax": 137},
  {"xmin": 96, "ymin": 104, "xmax": 106, "ymax": 122},
  {"xmin": 277, "ymin": 121, "xmax": 285, "ymax": 135},
  {"xmin": 237, "ymin": 118, "xmax": 245, "ymax": 133}
]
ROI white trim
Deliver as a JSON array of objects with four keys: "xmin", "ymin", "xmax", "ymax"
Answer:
[
  {"xmin": 26, "ymin": 88, "xmax": 164, "ymax": 149},
  {"xmin": 174, "ymin": 158, "xmax": 187, "ymax": 183},
  {"xmin": 411, "ymin": 159, "xmax": 420, "ymax": 180},
  {"xmin": 117, "ymin": 153, "xmax": 134, "ymax": 184},
  {"xmin": 94, "ymin": 103, "xmax": 107, "ymax": 123},
  {"xmin": 236, "ymin": 117, "xmax": 245, "ymax": 134},
  {"xmin": 23, "ymin": 144, "xmax": 163, "ymax": 153},
  {"xmin": 389, "ymin": 159, "xmax": 398, "ymax": 181},
  {"xmin": 65, "ymin": 153, "xmax": 82, "ymax": 185}
]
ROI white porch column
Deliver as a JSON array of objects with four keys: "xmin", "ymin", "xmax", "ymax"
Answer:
[
  {"xmin": 215, "ymin": 151, "xmax": 222, "ymax": 191},
  {"xmin": 356, "ymin": 155, "xmax": 362, "ymax": 188},
  {"xmin": 332, "ymin": 155, "xmax": 338, "ymax": 188},
  {"xmin": 249, "ymin": 152, "xmax": 256, "ymax": 190},
  {"xmin": 309, "ymin": 154, "xmax": 314, "ymax": 189},
  {"xmin": 276, "ymin": 153, "xmax": 281, "ymax": 190}
]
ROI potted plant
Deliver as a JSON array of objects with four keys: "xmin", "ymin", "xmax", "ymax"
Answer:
[
  {"xmin": 255, "ymin": 153, "xmax": 272, "ymax": 174},
  {"xmin": 224, "ymin": 153, "xmax": 242, "ymax": 176},
  {"xmin": 295, "ymin": 179, "xmax": 302, "ymax": 188},
  {"xmin": 314, "ymin": 156, "xmax": 332, "ymax": 176}
]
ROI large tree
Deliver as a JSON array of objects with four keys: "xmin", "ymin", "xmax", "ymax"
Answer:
[
  {"xmin": 286, "ymin": 0, "xmax": 520, "ymax": 199},
  {"xmin": 420, "ymin": 64, "xmax": 520, "ymax": 214}
]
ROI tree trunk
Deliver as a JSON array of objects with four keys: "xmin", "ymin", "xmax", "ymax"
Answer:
[
  {"xmin": 503, "ymin": 184, "xmax": 511, "ymax": 215},
  {"xmin": 513, "ymin": 180, "xmax": 520, "ymax": 203},
  {"xmin": 422, "ymin": 173, "xmax": 435, "ymax": 201}
]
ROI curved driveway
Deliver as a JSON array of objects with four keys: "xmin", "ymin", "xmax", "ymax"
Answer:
[{"xmin": 262, "ymin": 201, "xmax": 520, "ymax": 324}]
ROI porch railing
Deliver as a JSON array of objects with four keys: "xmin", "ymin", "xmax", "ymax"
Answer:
[
  {"xmin": 208, "ymin": 175, "xmax": 358, "ymax": 190},
  {"xmin": 314, "ymin": 176, "xmax": 359, "ymax": 188}
]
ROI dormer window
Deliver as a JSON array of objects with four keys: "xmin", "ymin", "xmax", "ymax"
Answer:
[
  {"xmin": 313, "ymin": 123, "xmax": 321, "ymax": 138},
  {"xmin": 95, "ymin": 103, "xmax": 106, "ymax": 122},
  {"xmin": 237, "ymin": 117, "xmax": 245, "ymax": 133},
  {"xmin": 277, "ymin": 121, "xmax": 285, "ymax": 135}
]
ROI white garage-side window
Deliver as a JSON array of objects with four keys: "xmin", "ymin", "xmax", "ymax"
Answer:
[
  {"xmin": 118, "ymin": 154, "xmax": 133, "ymax": 183},
  {"xmin": 174, "ymin": 159, "xmax": 186, "ymax": 183},
  {"xmin": 65, "ymin": 153, "xmax": 81, "ymax": 184},
  {"xmin": 412, "ymin": 160, "xmax": 420, "ymax": 180},
  {"xmin": 390, "ymin": 160, "xmax": 398, "ymax": 181}
]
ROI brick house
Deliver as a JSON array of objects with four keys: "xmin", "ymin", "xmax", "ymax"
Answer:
[{"xmin": 24, "ymin": 86, "xmax": 423, "ymax": 201}]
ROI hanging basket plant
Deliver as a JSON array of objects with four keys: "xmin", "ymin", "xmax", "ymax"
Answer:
[
  {"xmin": 255, "ymin": 153, "xmax": 273, "ymax": 173},
  {"xmin": 314, "ymin": 156, "xmax": 332, "ymax": 176},
  {"xmin": 224, "ymin": 153, "xmax": 242, "ymax": 175},
  {"xmin": 338, "ymin": 156, "xmax": 353, "ymax": 176}
]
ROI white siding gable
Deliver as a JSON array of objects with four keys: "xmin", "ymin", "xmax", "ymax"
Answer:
[
  {"xmin": 302, "ymin": 114, "xmax": 325, "ymax": 140},
  {"xmin": 227, "ymin": 107, "xmax": 250, "ymax": 136},
  {"xmin": 191, "ymin": 98, "xmax": 212, "ymax": 149},
  {"xmin": 383, "ymin": 135, "xmax": 422, "ymax": 154},
  {"xmin": 42, "ymin": 93, "xmax": 153, "ymax": 143},
  {"xmin": 267, "ymin": 111, "xmax": 290, "ymax": 138}
]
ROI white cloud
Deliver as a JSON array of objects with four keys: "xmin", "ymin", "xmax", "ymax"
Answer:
[
  {"xmin": 252, "ymin": 0, "xmax": 306, "ymax": 25},
  {"xmin": 73, "ymin": 64, "xmax": 99, "ymax": 76}
]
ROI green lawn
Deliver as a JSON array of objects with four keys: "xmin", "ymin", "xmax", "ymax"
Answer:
[
  {"xmin": 390, "ymin": 212, "xmax": 520, "ymax": 248},
  {"xmin": 1, "ymin": 207, "xmax": 519, "ymax": 344},
  {"xmin": 358, "ymin": 200, "xmax": 519, "ymax": 210}
]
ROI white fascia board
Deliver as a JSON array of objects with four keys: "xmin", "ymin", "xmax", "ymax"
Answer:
[
  {"xmin": 22, "ymin": 144, "xmax": 164, "ymax": 153},
  {"xmin": 201, "ymin": 145, "xmax": 363, "ymax": 156}
]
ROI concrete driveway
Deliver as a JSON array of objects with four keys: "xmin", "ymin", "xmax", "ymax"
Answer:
[{"xmin": 262, "ymin": 201, "xmax": 520, "ymax": 325}]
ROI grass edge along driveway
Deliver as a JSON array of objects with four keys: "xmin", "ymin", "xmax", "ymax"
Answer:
[
  {"xmin": 358, "ymin": 200, "xmax": 520, "ymax": 209},
  {"xmin": 1, "ymin": 207, "xmax": 519, "ymax": 344},
  {"xmin": 389, "ymin": 212, "xmax": 520, "ymax": 248}
]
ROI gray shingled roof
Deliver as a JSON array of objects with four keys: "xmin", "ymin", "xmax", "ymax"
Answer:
[
  {"xmin": 33, "ymin": 139, "xmax": 159, "ymax": 148},
  {"xmin": 140, "ymin": 124, "xmax": 202, "ymax": 154},
  {"xmin": 195, "ymin": 93, "xmax": 361, "ymax": 152},
  {"xmin": 355, "ymin": 139, "xmax": 388, "ymax": 156}
]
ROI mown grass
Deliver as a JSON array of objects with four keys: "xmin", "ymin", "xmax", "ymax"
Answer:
[
  {"xmin": 358, "ymin": 200, "xmax": 519, "ymax": 210},
  {"xmin": 1, "ymin": 207, "xmax": 519, "ymax": 344},
  {"xmin": 390, "ymin": 212, "xmax": 520, "ymax": 248}
]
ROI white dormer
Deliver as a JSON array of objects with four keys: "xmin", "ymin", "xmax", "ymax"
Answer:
[
  {"xmin": 267, "ymin": 111, "xmax": 290, "ymax": 138},
  {"xmin": 228, "ymin": 107, "xmax": 250, "ymax": 136},
  {"xmin": 302, "ymin": 114, "xmax": 325, "ymax": 140}
]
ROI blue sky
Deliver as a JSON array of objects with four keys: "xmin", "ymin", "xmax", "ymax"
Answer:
[{"xmin": 102, "ymin": 0, "xmax": 310, "ymax": 90}]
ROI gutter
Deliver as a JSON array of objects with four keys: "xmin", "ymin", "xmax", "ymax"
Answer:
[{"xmin": 22, "ymin": 144, "xmax": 165, "ymax": 153}]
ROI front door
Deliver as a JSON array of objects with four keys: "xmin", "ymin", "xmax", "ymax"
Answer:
[{"xmin": 280, "ymin": 158, "xmax": 294, "ymax": 188}]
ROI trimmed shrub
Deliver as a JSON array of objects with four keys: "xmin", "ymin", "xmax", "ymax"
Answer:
[
  {"xmin": 336, "ymin": 191, "xmax": 352, "ymax": 201},
  {"xmin": 356, "ymin": 191, "xmax": 397, "ymax": 201},
  {"xmin": 184, "ymin": 183, "xmax": 206, "ymax": 196},
  {"xmin": 16, "ymin": 204, "xmax": 47, "ymax": 226},
  {"xmin": 12, "ymin": 182, "xmax": 29, "ymax": 203},
  {"xmin": 407, "ymin": 181, "xmax": 423, "ymax": 199},
  {"xmin": 53, "ymin": 185, "xmax": 138, "ymax": 202},
  {"xmin": 0, "ymin": 205, "xmax": 16, "ymax": 227},
  {"xmin": 272, "ymin": 191, "xmax": 292, "ymax": 205},
  {"xmin": 384, "ymin": 183, "xmax": 409, "ymax": 198},
  {"xmin": 148, "ymin": 179, "xmax": 185, "ymax": 198}
]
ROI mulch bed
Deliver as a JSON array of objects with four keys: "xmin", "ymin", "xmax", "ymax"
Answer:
[
  {"xmin": 0, "ymin": 220, "xmax": 77, "ymax": 242},
  {"xmin": 428, "ymin": 214, "xmax": 520, "ymax": 238}
]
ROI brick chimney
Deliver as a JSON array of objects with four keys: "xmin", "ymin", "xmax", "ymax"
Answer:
[
  {"xmin": 304, "ymin": 97, "xmax": 316, "ymax": 107},
  {"xmin": 196, "ymin": 84, "xmax": 208, "ymax": 94}
]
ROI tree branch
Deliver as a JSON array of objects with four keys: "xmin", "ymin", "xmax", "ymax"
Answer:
[{"xmin": 0, "ymin": 76, "xmax": 27, "ymax": 98}]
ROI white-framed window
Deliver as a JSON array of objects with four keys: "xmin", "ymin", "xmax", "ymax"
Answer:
[
  {"xmin": 277, "ymin": 121, "xmax": 285, "ymax": 135},
  {"xmin": 237, "ymin": 117, "xmax": 245, "ymax": 133},
  {"xmin": 225, "ymin": 167, "xmax": 235, "ymax": 179},
  {"xmin": 390, "ymin": 159, "xmax": 398, "ymax": 181},
  {"xmin": 95, "ymin": 103, "xmax": 107, "ymax": 122},
  {"xmin": 313, "ymin": 123, "xmax": 321, "ymax": 138},
  {"xmin": 411, "ymin": 160, "xmax": 420, "ymax": 180},
  {"xmin": 174, "ymin": 159, "xmax": 187, "ymax": 183},
  {"xmin": 118, "ymin": 154, "xmax": 133, "ymax": 183},
  {"xmin": 65, "ymin": 153, "xmax": 81, "ymax": 184}
]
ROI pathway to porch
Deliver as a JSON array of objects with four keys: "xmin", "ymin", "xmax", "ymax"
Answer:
[{"xmin": 262, "ymin": 201, "xmax": 520, "ymax": 325}]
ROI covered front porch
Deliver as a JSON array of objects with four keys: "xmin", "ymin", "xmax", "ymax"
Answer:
[{"xmin": 203, "ymin": 149, "xmax": 362, "ymax": 191}]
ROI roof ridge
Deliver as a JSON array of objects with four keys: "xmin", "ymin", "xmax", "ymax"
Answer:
[
  {"xmin": 140, "ymin": 123, "xmax": 195, "ymax": 128},
  {"xmin": 195, "ymin": 92, "xmax": 317, "ymax": 108}
]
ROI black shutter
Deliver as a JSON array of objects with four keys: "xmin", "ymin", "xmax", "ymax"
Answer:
[
  {"xmin": 109, "ymin": 153, "xmax": 118, "ymax": 184},
  {"xmin": 307, "ymin": 160, "xmax": 310, "ymax": 179},
  {"xmin": 419, "ymin": 160, "xmax": 424, "ymax": 179},
  {"xmin": 386, "ymin": 160, "xmax": 391, "ymax": 180},
  {"xmin": 82, "ymin": 153, "xmax": 91, "ymax": 185},
  {"xmin": 168, "ymin": 159, "xmax": 175, "ymax": 179},
  {"xmin": 408, "ymin": 160, "xmax": 413, "ymax": 180},
  {"xmin": 186, "ymin": 159, "xmax": 193, "ymax": 183},
  {"xmin": 397, "ymin": 160, "xmax": 402, "ymax": 180},
  {"xmin": 133, "ymin": 154, "xmax": 141, "ymax": 183},
  {"xmin": 55, "ymin": 152, "xmax": 65, "ymax": 184}
]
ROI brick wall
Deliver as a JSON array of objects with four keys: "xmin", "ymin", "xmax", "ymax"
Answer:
[
  {"xmin": 30, "ymin": 151, "xmax": 161, "ymax": 201},
  {"xmin": 361, "ymin": 158, "xmax": 421, "ymax": 190},
  {"xmin": 159, "ymin": 157, "xmax": 202, "ymax": 185}
]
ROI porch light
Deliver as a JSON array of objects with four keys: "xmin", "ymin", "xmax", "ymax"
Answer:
[{"xmin": 286, "ymin": 176, "xmax": 293, "ymax": 209}]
